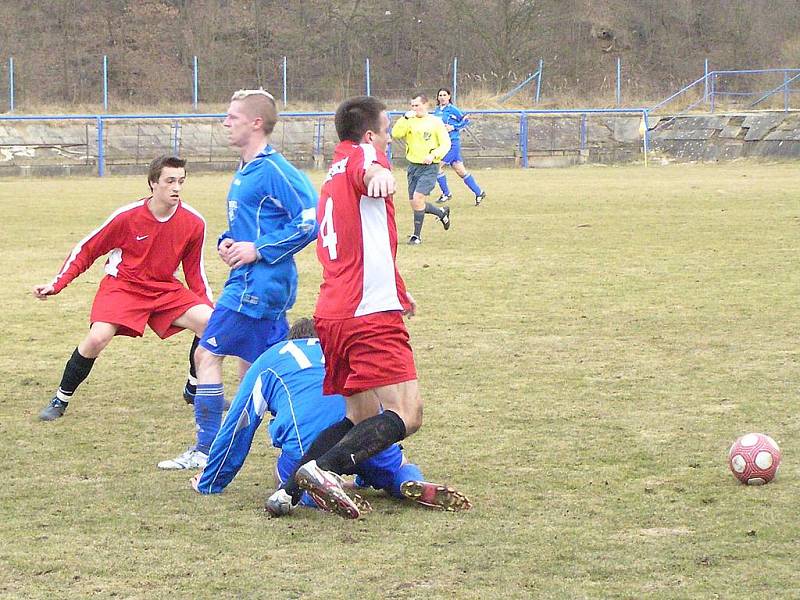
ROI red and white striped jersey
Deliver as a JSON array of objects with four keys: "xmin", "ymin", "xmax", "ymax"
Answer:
[
  {"xmin": 50, "ymin": 198, "xmax": 212, "ymax": 302},
  {"xmin": 314, "ymin": 142, "xmax": 410, "ymax": 319}
]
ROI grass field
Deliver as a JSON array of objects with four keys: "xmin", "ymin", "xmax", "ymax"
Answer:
[{"xmin": 1, "ymin": 162, "xmax": 799, "ymax": 599}]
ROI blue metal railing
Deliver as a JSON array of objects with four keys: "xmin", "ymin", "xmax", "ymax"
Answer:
[
  {"xmin": 0, "ymin": 107, "xmax": 650, "ymax": 176},
  {"xmin": 651, "ymin": 67, "xmax": 800, "ymax": 114},
  {"xmin": 499, "ymin": 60, "xmax": 544, "ymax": 104},
  {"xmin": 748, "ymin": 70, "xmax": 800, "ymax": 109}
]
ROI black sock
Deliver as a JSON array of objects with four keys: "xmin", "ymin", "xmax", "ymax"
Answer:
[
  {"xmin": 424, "ymin": 202, "xmax": 444, "ymax": 219},
  {"xmin": 57, "ymin": 348, "xmax": 96, "ymax": 401},
  {"xmin": 316, "ymin": 410, "xmax": 407, "ymax": 475},
  {"xmin": 284, "ymin": 417, "xmax": 354, "ymax": 503},
  {"xmin": 185, "ymin": 336, "xmax": 200, "ymax": 396},
  {"xmin": 413, "ymin": 209, "xmax": 425, "ymax": 237}
]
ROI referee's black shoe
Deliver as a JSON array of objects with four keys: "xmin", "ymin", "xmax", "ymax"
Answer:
[{"xmin": 439, "ymin": 206, "xmax": 451, "ymax": 230}]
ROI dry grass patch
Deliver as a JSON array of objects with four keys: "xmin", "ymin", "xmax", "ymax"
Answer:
[{"xmin": 1, "ymin": 161, "xmax": 799, "ymax": 598}]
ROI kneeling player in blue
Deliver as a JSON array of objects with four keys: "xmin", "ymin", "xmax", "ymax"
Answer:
[{"xmin": 191, "ymin": 318, "xmax": 471, "ymax": 515}]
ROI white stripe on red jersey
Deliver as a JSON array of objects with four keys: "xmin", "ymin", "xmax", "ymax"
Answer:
[{"xmin": 314, "ymin": 142, "xmax": 410, "ymax": 319}]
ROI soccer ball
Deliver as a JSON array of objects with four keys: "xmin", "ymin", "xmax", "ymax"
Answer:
[{"xmin": 728, "ymin": 433, "xmax": 781, "ymax": 485}]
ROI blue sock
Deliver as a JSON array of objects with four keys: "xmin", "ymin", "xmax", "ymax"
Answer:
[
  {"xmin": 463, "ymin": 173, "xmax": 482, "ymax": 196},
  {"xmin": 437, "ymin": 174, "xmax": 451, "ymax": 196},
  {"xmin": 193, "ymin": 383, "xmax": 225, "ymax": 454},
  {"xmin": 390, "ymin": 462, "xmax": 425, "ymax": 498}
]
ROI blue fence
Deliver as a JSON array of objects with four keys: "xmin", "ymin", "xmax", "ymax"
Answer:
[
  {"xmin": 10, "ymin": 62, "xmax": 797, "ymax": 176},
  {"xmin": 8, "ymin": 59, "xmax": 800, "ymax": 177},
  {"xmin": 650, "ymin": 67, "xmax": 800, "ymax": 115},
  {"xmin": 1, "ymin": 55, "xmax": 553, "ymax": 111},
  {"xmin": 0, "ymin": 108, "xmax": 651, "ymax": 176},
  {"xmin": 4, "ymin": 51, "xmax": 798, "ymax": 115}
]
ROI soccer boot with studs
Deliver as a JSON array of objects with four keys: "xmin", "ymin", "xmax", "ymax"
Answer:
[{"xmin": 400, "ymin": 480, "xmax": 473, "ymax": 512}]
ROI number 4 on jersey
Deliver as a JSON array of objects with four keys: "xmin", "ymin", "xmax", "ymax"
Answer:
[{"xmin": 319, "ymin": 197, "xmax": 338, "ymax": 260}]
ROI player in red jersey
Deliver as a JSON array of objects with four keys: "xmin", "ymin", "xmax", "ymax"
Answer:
[
  {"xmin": 266, "ymin": 96, "xmax": 425, "ymax": 518},
  {"xmin": 33, "ymin": 155, "xmax": 214, "ymax": 422}
]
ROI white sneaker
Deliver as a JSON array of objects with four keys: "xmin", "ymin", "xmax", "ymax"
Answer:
[
  {"xmin": 295, "ymin": 460, "xmax": 368, "ymax": 519},
  {"xmin": 158, "ymin": 448, "xmax": 208, "ymax": 470}
]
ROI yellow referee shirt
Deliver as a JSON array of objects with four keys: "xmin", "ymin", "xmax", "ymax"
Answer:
[{"xmin": 391, "ymin": 114, "xmax": 451, "ymax": 164}]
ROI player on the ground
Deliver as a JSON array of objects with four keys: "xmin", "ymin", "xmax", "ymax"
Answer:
[
  {"xmin": 191, "ymin": 318, "xmax": 471, "ymax": 515},
  {"xmin": 267, "ymin": 96, "xmax": 429, "ymax": 519},
  {"xmin": 158, "ymin": 89, "xmax": 318, "ymax": 470},
  {"xmin": 432, "ymin": 87, "xmax": 486, "ymax": 206},
  {"xmin": 34, "ymin": 155, "xmax": 213, "ymax": 422},
  {"xmin": 390, "ymin": 93, "xmax": 452, "ymax": 245}
]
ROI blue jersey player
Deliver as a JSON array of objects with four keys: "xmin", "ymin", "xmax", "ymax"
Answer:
[
  {"xmin": 432, "ymin": 88, "xmax": 486, "ymax": 206},
  {"xmin": 159, "ymin": 89, "xmax": 318, "ymax": 470},
  {"xmin": 191, "ymin": 318, "xmax": 471, "ymax": 515}
]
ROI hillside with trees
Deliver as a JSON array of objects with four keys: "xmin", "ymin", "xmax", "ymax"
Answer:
[{"xmin": 1, "ymin": 0, "xmax": 799, "ymax": 110}]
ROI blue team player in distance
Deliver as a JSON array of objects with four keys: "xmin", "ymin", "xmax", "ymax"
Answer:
[
  {"xmin": 191, "ymin": 318, "xmax": 472, "ymax": 516},
  {"xmin": 159, "ymin": 89, "xmax": 318, "ymax": 470},
  {"xmin": 433, "ymin": 87, "xmax": 487, "ymax": 206}
]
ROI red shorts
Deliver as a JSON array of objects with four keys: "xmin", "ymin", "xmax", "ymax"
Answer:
[
  {"xmin": 314, "ymin": 312, "xmax": 417, "ymax": 397},
  {"xmin": 90, "ymin": 276, "xmax": 208, "ymax": 339}
]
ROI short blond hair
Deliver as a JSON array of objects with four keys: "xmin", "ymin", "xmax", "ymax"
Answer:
[{"xmin": 231, "ymin": 89, "xmax": 278, "ymax": 135}]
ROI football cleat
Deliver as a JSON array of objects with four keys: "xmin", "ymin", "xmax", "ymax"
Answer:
[
  {"xmin": 475, "ymin": 191, "xmax": 486, "ymax": 206},
  {"xmin": 264, "ymin": 488, "xmax": 299, "ymax": 517},
  {"xmin": 436, "ymin": 194, "xmax": 452, "ymax": 204},
  {"xmin": 295, "ymin": 460, "xmax": 369, "ymax": 519},
  {"xmin": 407, "ymin": 235, "xmax": 422, "ymax": 245},
  {"xmin": 400, "ymin": 480, "xmax": 473, "ymax": 512},
  {"xmin": 157, "ymin": 448, "xmax": 208, "ymax": 470},
  {"xmin": 39, "ymin": 397, "xmax": 69, "ymax": 421},
  {"xmin": 439, "ymin": 206, "xmax": 451, "ymax": 231}
]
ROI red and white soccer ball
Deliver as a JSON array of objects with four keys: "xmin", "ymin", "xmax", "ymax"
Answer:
[{"xmin": 728, "ymin": 433, "xmax": 781, "ymax": 485}]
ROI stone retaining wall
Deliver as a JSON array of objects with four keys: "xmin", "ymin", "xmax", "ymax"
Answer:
[
  {"xmin": 1, "ymin": 111, "xmax": 798, "ymax": 176},
  {"xmin": 648, "ymin": 112, "xmax": 800, "ymax": 160}
]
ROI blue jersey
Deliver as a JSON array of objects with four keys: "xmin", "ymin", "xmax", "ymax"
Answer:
[
  {"xmin": 217, "ymin": 145, "xmax": 318, "ymax": 319},
  {"xmin": 433, "ymin": 104, "xmax": 470, "ymax": 141},
  {"xmin": 196, "ymin": 337, "xmax": 406, "ymax": 495},
  {"xmin": 196, "ymin": 338, "xmax": 338, "ymax": 493}
]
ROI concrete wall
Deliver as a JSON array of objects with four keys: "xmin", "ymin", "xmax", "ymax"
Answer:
[
  {"xmin": 648, "ymin": 112, "xmax": 800, "ymax": 160},
  {"xmin": 1, "ymin": 111, "xmax": 799, "ymax": 176}
]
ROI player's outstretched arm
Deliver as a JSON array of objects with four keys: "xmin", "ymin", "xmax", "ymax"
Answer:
[{"xmin": 32, "ymin": 283, "xmax": 56, "ymax": 300}]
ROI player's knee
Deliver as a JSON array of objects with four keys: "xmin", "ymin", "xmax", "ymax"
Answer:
[
  {"xmin": 82, "ymin": 331, "xmax": 113, "ymax": 356},
  {"xmin": 402, "ymin": 405, "xmax": 423, "ymax": 436},
  {"xmin": 194, "ymin": 345, "xmax": 220, "ymax": 370}
]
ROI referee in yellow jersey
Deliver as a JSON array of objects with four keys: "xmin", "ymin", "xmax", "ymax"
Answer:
[{"xmin": 391, "ymin": 94, "xmax": 452, "ymax": 245}]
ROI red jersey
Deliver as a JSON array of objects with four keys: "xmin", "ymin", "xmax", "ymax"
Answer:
[
  {"xmin": 50, "ymin": 198, "xmax": 212, "ymax": 303},
  {"xmin": 314, "ymin": 142, "xmax": 410, "ymax": 319}
]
